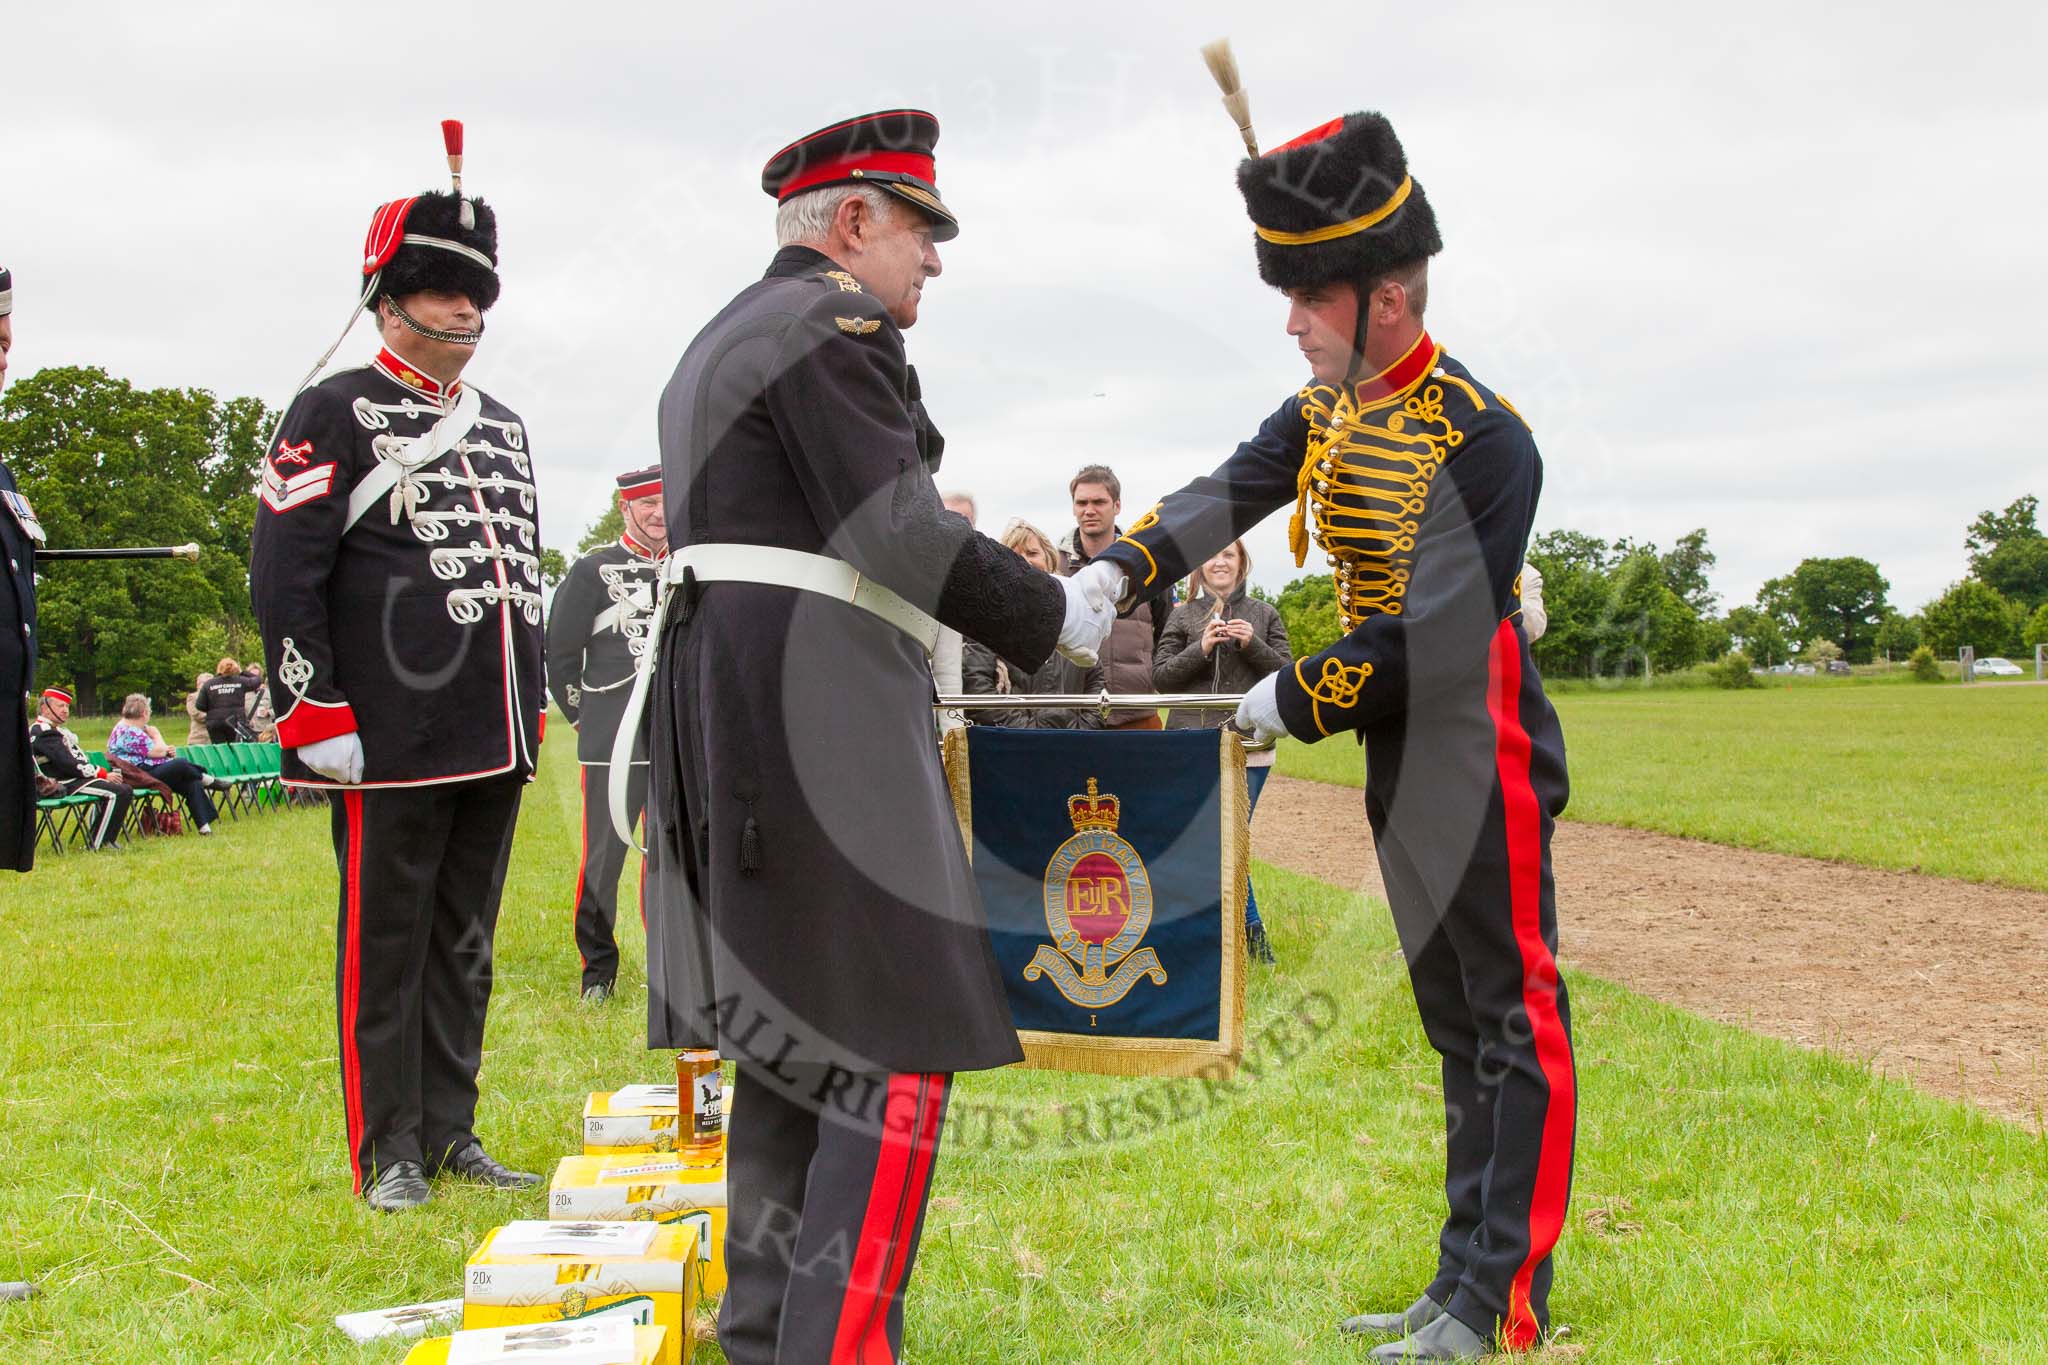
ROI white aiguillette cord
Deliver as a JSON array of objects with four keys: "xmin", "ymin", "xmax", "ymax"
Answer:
[{"xmin": 343, "ymin": 385, "xmax": 484, "ymax": 533}]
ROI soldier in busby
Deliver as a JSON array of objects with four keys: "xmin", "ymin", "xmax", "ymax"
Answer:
[
  {"xmin": 639, "ymin": 109, "xmax": 1112, "ymax": 1363},
  {"xmin": 250, "ymin": 123, "xmax": 546, "ymax": 1212},
  {"xmin": 0, "ymin": 265, "xmax": 41, "ymax": 873},
  {"xmin": 1077, "ymin": 83, "xmax": 1576, "ymax": 1359},
  {"xmin": 546, "ymin": 465, "xmax": 666, "ymax": 1004}
]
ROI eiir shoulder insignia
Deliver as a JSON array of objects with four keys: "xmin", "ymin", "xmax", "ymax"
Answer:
[
  {"xmin": 820, "ymin": 270, "xmax": 863, "ymax": 293},
  {"xmin": 835, "ymin": 316, "xmax": 881, "ymax": 336}
]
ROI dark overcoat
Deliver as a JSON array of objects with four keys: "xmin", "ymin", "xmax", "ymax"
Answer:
[
  {"xmin": 645, "ymin": 245, "xmax": 1065, "ymax": 1074},
  {"xmin": 0, "ymin": 457, "xmax": 37, "ymax": 871}
]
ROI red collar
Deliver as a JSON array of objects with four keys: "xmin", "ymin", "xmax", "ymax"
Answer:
[
  {"xmin": 620, "ymin": 531, "xmax": 665, "ymax": 562},
  {"xmin": 1352, "ymin": 331, "xmax": 1437, "ymax": 406},
  {"xmin": 373, "ymin": 346, "xmax": 461, "ymax": 400}
]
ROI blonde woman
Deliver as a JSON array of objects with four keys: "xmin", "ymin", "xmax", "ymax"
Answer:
[
  {"xmin": 961, "ymin": 520, "xmax": 1106, "ymax": 728},
  {"xmin": 1154, "ymin": 540, "xmax": 1291, "ymax": 963}
]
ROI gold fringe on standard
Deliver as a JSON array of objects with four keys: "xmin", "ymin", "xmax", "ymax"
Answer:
[{"xmin": 941, "ymin": 729, "xmax": 1249, "ymax": 1080}]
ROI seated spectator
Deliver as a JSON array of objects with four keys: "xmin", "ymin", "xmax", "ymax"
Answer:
[
  {"xmin": 107, "ymin": 694, "xmax": 232, "ymax": 835},
  {"xmin": 27, "ymin": 686, "xmax": 133, "ymax": 850},
  {"xmin": 963, "ymin": 519, "xmax": 1105, "ymax": 729},
  {"xmin": 1155, "ymin": 540, "xmax": 1292, "ymax": 964},
  {"xmin": 197, "ymin": 657, "xmax": 259, "ymax": 743},
  {"xmin": 244, "ymin": 664, "xmax": 277, "ymax": 742},
  {"xmin": 185, "ymin": 672, "xmax": 213, "ymax": 746}
]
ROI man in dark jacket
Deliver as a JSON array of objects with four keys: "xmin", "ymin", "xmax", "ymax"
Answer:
[
  {"xmin": 1078, "ymin": 112, "xmax": 1574, "ymax": 1360},
  {"xmin": 643, "ymin": 109, "xmax": 1110, "ymax": 1365},
  {"xmin": 250, "ymin": 128, "xmax": 545, "ymax": 1213},
  {"xmin": 547, "ymin": 466, "xmax": 666, "ymax": 1004},
  {"xmin": 1059, "ymin": 464, "xmax": 1168, "ymax": 727},
  {"xmin": 0, "ymin": 266, "xmax": 40, "ymax": 872},
  {"xmin": 27, "ymin": 687, "xmax": 132, "ymax": 851}
]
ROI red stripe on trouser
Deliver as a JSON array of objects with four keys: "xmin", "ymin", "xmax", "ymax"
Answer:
[
  {"xmin": 340, "ymin": 791, "xmax": 367, "ymax": 1194},
  {"xmin": 830, "ymin": 1074, "xmax": 943, "ymax": 1364},
  {"xmin": 867, "ymin": 1074, "xmax": 947, "ymax": 1340},
  {"xmin": 1486, "ymin": 621, "xmax": 1575, "ymax": 1349},
  {"xmin": 573, "ymin": 769, "xmax": 591, "ymax": 970}
]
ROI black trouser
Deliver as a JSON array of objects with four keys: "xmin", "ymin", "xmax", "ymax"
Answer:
[
  {"xmin": 61, "ymin": 776, "xmax": 132, "ymax": 849},
  {"xmin": 1378, "ymin": 810, "xmax": 1575, "ymax": 1352},
  {"xmin": 328, "ymin": 776, "xmax": 522, "ymax": 1193},
  {"xmin": 573, "ymin": 762, "xmax": 646, "ymax": 992},
  {"xmin": 147, "ymin": 757, "xmax": 218, "ymax": 828},
  {"xmin": 720, "ymin": 1064, "xmax": 953, "ymax": 1365}
]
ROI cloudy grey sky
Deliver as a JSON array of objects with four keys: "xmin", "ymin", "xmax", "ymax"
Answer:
[{"xmin": 6, "ymin": 1, "xmax": 2043, "ymax": 613}]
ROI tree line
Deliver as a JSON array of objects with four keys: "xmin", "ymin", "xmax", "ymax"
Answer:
[{"xmin": 1269, "ymin": 496, "xmax": 2048, "ymax": 679}]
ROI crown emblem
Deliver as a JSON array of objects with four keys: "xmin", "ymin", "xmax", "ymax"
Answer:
[{"xmin": 1067, "ymin": 778, "xmax": 1120, "ymax": 833}]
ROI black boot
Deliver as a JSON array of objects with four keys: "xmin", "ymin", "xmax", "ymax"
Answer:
[
  {"xmin": 1340, "ymin": 1294, "xmax": 1444, "ymax": 1338},
  {"xmin": 439, "ymin": 1140, "xmax": 540, "ymax": 1189},
  {"xmin": 364, "ymin": 1160, "xmax": 430, "ymax": 1212},
  {"xmin": 1366, "ymin": 1311, "xmax": 1490, "ymax": 1362}
]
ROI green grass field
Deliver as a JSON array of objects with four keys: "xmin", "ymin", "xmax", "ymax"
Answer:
[
  {"xmin": 4, "ymin": 727, "xmax": 2047, "ymax": 1361},
  {"xmin": 1276, "ymin": 682, "xmax": 2048, "ymax": 891}
]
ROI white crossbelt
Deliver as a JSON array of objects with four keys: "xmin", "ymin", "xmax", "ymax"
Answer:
[{"xmin": 608, "ymin": 543, "xmax": 942, "ymax": 850}]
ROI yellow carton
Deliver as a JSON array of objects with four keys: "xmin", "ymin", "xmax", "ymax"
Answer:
[
  {"xmin": 549, "ymin": 1153, "xmax": 729, "ymax": 1296},
  {"xmin": 402, "ymin": 1323, "xmax": 669, "ymax": 1364},
  {"xmin": 583, "ymin": 1087, "xmax": 687, "ymax": 1155},
  {"xmin": 463, "ymin": 1222, "xmax": 697, "ymax": 1365}
]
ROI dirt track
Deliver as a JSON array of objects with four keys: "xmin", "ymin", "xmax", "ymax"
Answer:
[{"xmin": 1253, "ymin": 776, "xmax": 2048, "ymax": 1131}]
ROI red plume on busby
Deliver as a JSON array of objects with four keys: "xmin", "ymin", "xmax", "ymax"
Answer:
[{"xmin": 1235, "ymin": 112, "xmax": 1442, "ymax": 291}]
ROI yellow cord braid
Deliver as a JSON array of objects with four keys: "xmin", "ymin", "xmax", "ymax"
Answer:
[{"xmin": 1291, "ymin": 381, "xmax": 1463, "ymax": 632}]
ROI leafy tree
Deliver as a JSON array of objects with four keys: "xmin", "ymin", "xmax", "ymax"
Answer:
[
  {"xmin": 1769, "ymin": 557, "xmax": 1890, "ymax": 662},
  {"xmin": 1273, "ymin": 573, "xmax": 1342, "ymax": 657},
  {"xmin": 1872, "ymin": 610, "xmax": 1921, "ymax": 660},
  {"xmin": 1907, "ymin": 645, "xmax": 1942, "ymax": 682},
  {"xmin": 1965, "ymin": 495, "xmax": 2048, "ymax": 612},
  {"xmin": 1723, "ymin": 605, "xmax": 1789, "ymax": 668},
  {"xmin": 538, "ymin": 547, "xmax": 569, "ymax": 587},
  {"xmin": 1605, "ymin": 550, "xmax": 1702, "ymax": 676},
  {"xmin": 0, "ymin": 366, "xmax": 271, "ymax": 712},
  {"xmin": 1526, "ymin": 530, "xmax": 1614, "ymax": 677},
  {"xmin": 2026, "ymin": 602, "xmax": 2048, "ymax": 652},
  {"xmin": 1696, "ymin": 614, "xmax": 1732, "ymax": 662},
  {"xmin": 1800, "ymin": 638, "xmax": 1843, "ymax": 665},
  {"xmin": 577, "ymin": 503, "xmax": 625, "ymax": 555},
  {"xmin": 1919, "ymin": 579, "xmax": 2020, "ymax": 657},
  {"xmin": 1658, "ymin": 528, "xmax": 1718, "ymax": 614}
]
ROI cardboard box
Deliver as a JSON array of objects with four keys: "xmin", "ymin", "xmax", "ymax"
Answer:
[
  {"xmin": 583, "ymin": 1087, "xmax": 695, "ymax": 1155},
  {"xmin": 463, "ymin": 1222, "xmax": 698, "ymax": 1365},
  {"xmin": 402, "ymin": 1322, "xmax": 669, "ymax": 1364},
  {"xmin": 549, "ymin": 1153, "xmax": 728, "ymax": 1295}
]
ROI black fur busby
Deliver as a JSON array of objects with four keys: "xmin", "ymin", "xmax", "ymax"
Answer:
[
  {"xmin": 365, "ymin": 191, "xmax": 500, "ymax": 313},
  {"xmin": 1235, "ymin": 112, "xmax": 1441, "ymax": 291}
]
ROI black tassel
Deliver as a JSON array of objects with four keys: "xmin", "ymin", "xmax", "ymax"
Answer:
[{"xmin": 739, "ymin": 815, "xmax": 762, "ymax": 875}]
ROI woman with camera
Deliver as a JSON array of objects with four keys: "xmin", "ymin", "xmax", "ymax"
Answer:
[{"xmin": 1154, "ymin": 540, "xmax": 1292, "ymax": 963}]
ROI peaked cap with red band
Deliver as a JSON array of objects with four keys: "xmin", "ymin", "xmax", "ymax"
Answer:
[
  {"xmin": 761, "ymin": 109, "xmax": 959, "ymax": 242},
  {"xmin": 1235, "ymin": 111, "xmax": 1441, "ymax": 290},
  {"xmin": 616, "ymin": 466, "xmax": 662, "ymax": 500}
]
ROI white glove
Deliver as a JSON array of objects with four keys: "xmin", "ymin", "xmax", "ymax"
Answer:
[
  {"xmin": 1233, "ymin": 673, "xmax": 1287, "ymax": 746},
  {"xmin": 297, "ymin": 732, "xmax": 365, "ymax": 785},
  {"xmin": 1055, "ymin": 572, "xmax": 1115, "ymax": 666},
  {"xmin": 1069, "ymin": 559, "xmax": 1128, "ymax": 613}
]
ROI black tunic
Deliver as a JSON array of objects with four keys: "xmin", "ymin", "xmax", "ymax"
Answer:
[
  {"xmin": 645, "ymin": 246, "xmax": 1066, "ymax": 1073},
  {"xmin": 0, "ymin": 458, "xmax": 37, "ymax": 871},
  {"xmin": 545, "ymin": 537, "xmax": 661, "ymax": 766},
  {"xmin": 249, "ymin": 348, "xmax": 545, "ymax": 787}
]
